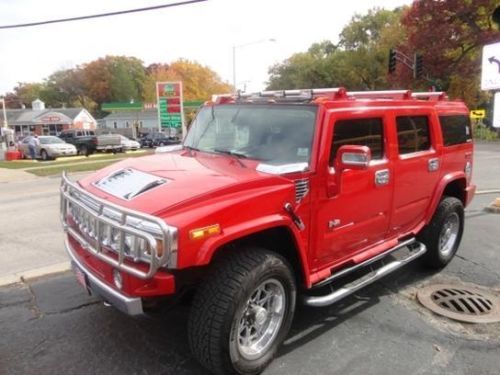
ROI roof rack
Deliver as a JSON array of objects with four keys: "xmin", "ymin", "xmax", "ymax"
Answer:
[{"xmin": 211, "ymin": 88, "xmax": 448, "ymax": 104}]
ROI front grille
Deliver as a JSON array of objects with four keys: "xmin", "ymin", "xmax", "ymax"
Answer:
[
  {"xmin": 295, "ymin": 179, "xmax": 309, "ymax": 203},
  {"xmin": 60, "ymin": 172, "xmax": 178, "ymax": 279}
]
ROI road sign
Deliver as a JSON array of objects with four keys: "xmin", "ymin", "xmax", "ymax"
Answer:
[
  {"xmin": 156, "ymin": 82, "xmax": 184, "ymax": 133},
  {"xmin": 469, "ymin": 109, "xmax": 486, "ymax": 119},
  {"xmin": 481, "ymin": 42, "xmax": 500, "ymax": 90},
  {"xmin": 494, "ymin": 93, "xmax": 500, "ymax": 128}
]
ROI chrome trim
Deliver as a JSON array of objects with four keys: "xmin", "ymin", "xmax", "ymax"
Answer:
[
  {"xmin": 256, "ymin": 162, "xmax": 308, "ymax": 175},
  {"xmin": 66, "ymin": 238, "xmax": 144, "ymax": 316},
  {"xmin": 313, "ymin": 238, "xmax": 416, "ymax": 288},
  {"xmin": 60, "ymin": 171, "xmax": 178, "ymax": 279},
  {"xmin": 428, "ymin": 158, "xmax": 440, "ymax": 172},
  {"xmin": 375, "ymin": 169, "xmax": 390, "ymax": 186},
  {"xmin": 294, "ymin": 179, "xmax": 309, "ymax": 203},
  {"xmin": 304, "ymin": 241, "xmax": 427, "ymax": 306}
]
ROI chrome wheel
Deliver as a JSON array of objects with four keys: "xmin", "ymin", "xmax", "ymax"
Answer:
[
  {"xmin": 235, "ymin": 278, "xmax": 286, "ymax": 360},
  {"xmin": 439, "ymin": 212, "xmax": 460, "ymax": 257}
]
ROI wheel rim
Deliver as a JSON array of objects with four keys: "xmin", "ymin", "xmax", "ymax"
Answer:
[
  {"xmin": 42, "ymin": 151, "xmax": 47, "ymax": 160},
  {"xmin": 438, "ymin": 212, "xmax": 460, "ymax": 257},
  {"xmin": 235, "ymin": 278, "xmax": 286, "ymax": 360}
]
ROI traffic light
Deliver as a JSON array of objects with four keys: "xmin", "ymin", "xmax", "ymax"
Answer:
[
  {"xmin": 388, "ymin": 49, "xmax": 397, "ymax": 73},
  {"xmin": 414, "ymin": 54, "xmax": 423, "ymax": 79},
  {"xmin": 493, "ymin": 6, "xmax": 500, "ymax": 28}
]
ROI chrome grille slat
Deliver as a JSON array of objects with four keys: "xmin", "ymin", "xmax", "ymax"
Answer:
[
  {"xmin": 60, "ymin": 171, "xmax": 178, "ymax": 279},
  {"xmin": 295, "ymin": 179, "xmax": 309, "ymax": 203}
]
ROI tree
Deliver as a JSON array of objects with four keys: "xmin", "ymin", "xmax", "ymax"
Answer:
[
  {"xmin": 11, "ymin": 82, "xmax": 46, "ymax": 107},
  {"xmin": 83, "ymin": 56, "xmax": 146, "ymax": 107},
  {"xmin": 395, "ymin": 0, "xmax": 499, "ymax": 106},
  {"xmin": 267, "ymin": 8, "xmax": 406, "ymax": 90},
  {"xmin": 143, "ymin": 59, "xmax": 231, "ymax": 102}
]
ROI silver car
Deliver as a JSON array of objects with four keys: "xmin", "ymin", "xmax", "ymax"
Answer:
[
  {"xmin": 119, "ymin": 135, "xmax": 141, "ymax": 151},
  {"xmin": 19, "ymin": 135, "xmax": 77, "ymax": 160}
]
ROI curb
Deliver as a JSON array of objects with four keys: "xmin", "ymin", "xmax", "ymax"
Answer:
[{"xmin": 0, "ymin": 261, "xmax": 71, "ymax": 287}]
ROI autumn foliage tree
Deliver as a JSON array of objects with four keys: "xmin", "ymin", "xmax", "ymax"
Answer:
[
  {"xmin": 143, "ymin": 59, "xmax": 232, "ymax": 102},
  {"xmin": 393, "ymin": 0, "xmax": 499, "ymax": 106}
]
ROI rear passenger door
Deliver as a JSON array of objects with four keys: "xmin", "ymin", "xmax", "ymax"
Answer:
[{"xmin": 390, "ymin": 110, "xmax": 440, "ymax": 235}]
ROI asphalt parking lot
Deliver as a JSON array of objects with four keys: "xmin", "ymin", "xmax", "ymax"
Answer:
[{"xmin": 1, "ymin": 142, "xmax": 499, "ymax": 375}]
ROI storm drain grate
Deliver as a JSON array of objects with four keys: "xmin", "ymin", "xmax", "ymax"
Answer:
[{"xmin": 417, "ymin": 284, "xmax": 500, "ymax": 323}]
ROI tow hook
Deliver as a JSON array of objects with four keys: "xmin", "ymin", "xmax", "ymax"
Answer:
[{"xmin": 284, "ymin": 203, "xmax": 305, "ymax": 230}]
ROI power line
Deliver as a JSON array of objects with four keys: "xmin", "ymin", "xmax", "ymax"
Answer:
[{"xmin": 0, "ymin": 0, "xmax": 208, "ymax": 30}]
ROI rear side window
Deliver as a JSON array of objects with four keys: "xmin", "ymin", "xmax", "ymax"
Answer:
[
  {"xmin": 331, "ymin": 118, "xmax": 384, "ymax": 163},
  {"xmin": 396, "ymin": 116, "xmax": 431, "ymax": 154},
  {"xmin": 439, "ymin": 115, "xmax": 472, "ymax": 146}
]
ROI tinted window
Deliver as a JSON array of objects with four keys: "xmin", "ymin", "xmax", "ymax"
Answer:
[
  {"xmin": 396, "ymin": 116, "xmax": 431, "ymax": 154},
  {"xmin": 330, "ymin": 118, "xmax": 384, "ymax": 163},
  {"xmin": 439, "ymin": 115, "xmax": 472, "ymax": 146},
  {"xmin": 76, "ymin": 131, "xmax": 83, "ymax": 136}
]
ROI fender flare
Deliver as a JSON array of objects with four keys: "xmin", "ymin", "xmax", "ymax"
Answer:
[
  {"xmin": 425, "ymin": 172, "xmax": 466, "ymax": 223},
  {"xmin": 195, "ymin": 214, "xmax": 312, "ymax": 286}
]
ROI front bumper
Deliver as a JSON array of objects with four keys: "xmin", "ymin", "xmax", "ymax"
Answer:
[
  {"xmin": 66, "ymin": 238, "xmax": 144, "ymax": 316},
  {"xmin": 50, "ymin": 149, "xmax": 77, "ymax": 157}
]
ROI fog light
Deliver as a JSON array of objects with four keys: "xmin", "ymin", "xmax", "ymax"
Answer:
[{"xmin": 113, "ymin": 269, "xmax": 123, "ymax": 289}]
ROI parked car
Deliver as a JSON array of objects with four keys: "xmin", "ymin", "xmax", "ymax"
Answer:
[
  {"xmin": 61, "ymin": 88, "xmax": 475, "ymax": 375},
  {"xmin": 140, "ymin": 132, "xmax": 180, "ymax": 148},
  {"xmin": 18, "ymin": 135, "xmax": 77, "ymax": 160},
  {"xmin": 118, "ymin": 135, "xmax": 141, "ymax": 151},
  {"xmin": 59, "ymin": 129, "xmax": 122, "ymax": 156}
]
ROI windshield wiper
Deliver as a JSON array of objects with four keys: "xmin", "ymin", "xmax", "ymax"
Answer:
[
  {"xmin": 213, "ymin": 148, "xmax": 248, "ymax": 159},
  {"xmin": 184, "ymin": 145, "xmax": 200, "ymax": 155},
  {"xmin": 213, "ymin": 148, "xmax": 247, "ymax": 167}
]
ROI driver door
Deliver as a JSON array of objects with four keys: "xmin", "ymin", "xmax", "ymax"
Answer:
[{"xmin": 315, "ymin": 112, "xmax": 394, "ymax": 266}]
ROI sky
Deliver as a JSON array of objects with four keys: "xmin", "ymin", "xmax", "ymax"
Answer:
[{"xmin": 0, "ymin": 0, "xmax": 413, "ymax": 95}]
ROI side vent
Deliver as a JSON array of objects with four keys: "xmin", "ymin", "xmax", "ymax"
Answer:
[{"xmin": 295, "ymin": 179, "xmax": 309, "ymax": 203}]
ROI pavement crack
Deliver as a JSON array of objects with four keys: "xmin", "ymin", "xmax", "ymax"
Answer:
[
  {"xmin": 20, "ymin": 277, "xmax": 43, "ymax": 319},
  {"xmin": 455, "ymin": 254, "xmax": 500, "ymax": 278},
  {"xmin": 45, "ymin": 300, "xmax": 101, "ymax": 316}
]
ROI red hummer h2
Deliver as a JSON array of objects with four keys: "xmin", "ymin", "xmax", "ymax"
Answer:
[{"xmin": 60, "ymin": 88, "xmax": 475, "ymax": 374}]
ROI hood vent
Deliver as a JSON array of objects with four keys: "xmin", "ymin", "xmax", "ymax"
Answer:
[
  {"xmin": 94, "ymin": 168, "xmax": 167, "ymax": 200},
  {"xmin": 295, "ymin": 179, "xmax": 309, "ymax": 203}
]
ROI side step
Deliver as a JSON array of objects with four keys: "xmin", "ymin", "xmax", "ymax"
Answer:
[{"xmin": 303, "ymin": 240, "xmax": 427, "ymax": 307}]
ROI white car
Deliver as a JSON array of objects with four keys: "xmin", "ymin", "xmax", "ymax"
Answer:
[
  {"xmin": 119, "ymin": 135, "xmax": 140, "ymax": 151},
  {"xmin": 19, "ymin": 135, "xmax": 77, "ymax": 160}
]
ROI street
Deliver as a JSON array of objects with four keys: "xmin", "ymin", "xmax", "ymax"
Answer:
[{"xmin": 1, "ymin": 143, "xmax": 500, "ymax": 374}]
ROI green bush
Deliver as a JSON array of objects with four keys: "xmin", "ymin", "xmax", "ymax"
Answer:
[{"xmin": 473, "ymin": 124, "xmax": 499, "ymax": 141}]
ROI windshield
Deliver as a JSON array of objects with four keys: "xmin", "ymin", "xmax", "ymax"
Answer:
[
  {"xmin": 184, "ymin": 104, "xmax": 317, "ymax": 165},
  {"xmin": 40, "ymin": 136, "xmax": 65, "ymax": 144}
]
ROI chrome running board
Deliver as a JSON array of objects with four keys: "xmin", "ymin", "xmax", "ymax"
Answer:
[{"xmin": 303, "ymin": 241, "xmax": 427, "ymax": 307}]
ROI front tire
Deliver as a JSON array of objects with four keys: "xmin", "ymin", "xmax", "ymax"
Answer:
[
  {"xmin": 418, "ymin": 196, "xmax": 464, "ymax": 269},
  {"xmin": 188, "ymin": 248, "xmax": 296, "ymax": 375}
]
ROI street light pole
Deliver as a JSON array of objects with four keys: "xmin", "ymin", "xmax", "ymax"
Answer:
[
  {"xmin": 232, "ymin": 38, "xmax": 276, "ymax": 93},
  {"xmin": 1, "ymin": 98, "xmax": 7, "ymax": 129}
]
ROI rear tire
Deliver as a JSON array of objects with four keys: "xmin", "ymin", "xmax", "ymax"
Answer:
[
  {"xmin": 418, "ymin": 196, "xmax": 464, "ymax": 269},
  {"xmin": 80, "ymin": 145, "xmax": 89, "ymax": 157},
  {"xmin": 40, "ymin": 149, "xmax": 49, "ymax": 161},
  {"xmin": 188, "ymin": 248, "xmax": 296, "ymax": 375}
]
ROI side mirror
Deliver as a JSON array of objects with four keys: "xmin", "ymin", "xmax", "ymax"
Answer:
[{"xmin": 336, "ymin": 145, "xmax": 371, "ymax": 170}]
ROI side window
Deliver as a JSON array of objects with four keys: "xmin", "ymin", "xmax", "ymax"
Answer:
[
  {"xmin": 439, "ymin": 115, "xmax": 472, "ymax": 146},
  {"xmin": 330, "ymin": 118, "xmax": 384, "ymax": 164},
  {"xmin": 396, "ymin": 116, "xmax": 431, "ymax": 154},
  {"xmin": 76, "ymin": 131, "xmax": 83, "ymax": 137}
]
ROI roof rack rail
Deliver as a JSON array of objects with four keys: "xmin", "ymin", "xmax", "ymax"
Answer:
[
  {"xmin": 347, "ymin": 90, "xmax": 412, "ymax": 100},
  {"xmin": 411, "ymin": 92, "xmax": 448, "ymax": 101},
  {"xmin": 211, "ymin": 88, "xmax": 448, "ymax": 104},
  {"xmin": 236, "ymin": 87, "xmax": 347, "ymax": 100}
]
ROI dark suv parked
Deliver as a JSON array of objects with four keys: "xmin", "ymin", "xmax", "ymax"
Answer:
[{"xmin": 139, "ymin": 132, "xmax": 180, "ymax": 148}]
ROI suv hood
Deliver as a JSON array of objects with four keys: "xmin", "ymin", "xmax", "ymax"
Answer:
[{"xmin": 78, "ymin": 151, "xmax": 293, "ymax": 215}]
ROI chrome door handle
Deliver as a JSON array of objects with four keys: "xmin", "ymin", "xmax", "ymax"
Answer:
[
  {"xmin": 428, "ymin": 158, "xmax": 440, "ymax": 172},
  {"xmin": 375, "ymin": 169, "xmax": 390, "ymax": 186}
]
